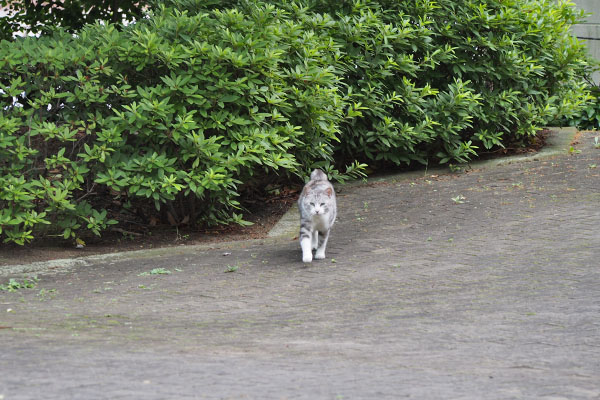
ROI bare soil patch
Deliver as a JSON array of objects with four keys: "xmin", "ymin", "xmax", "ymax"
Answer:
[{"xmin": 0, "ymin": 190, "xmax": 297, "ymax": 266}]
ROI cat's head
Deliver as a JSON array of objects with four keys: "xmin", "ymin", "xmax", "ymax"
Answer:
[
  {"xmin": 302, "ymin": 187, "xmax": 334, "ymax": 216},
  {"xmin": 310, "ymin": 169, "xmax": 328, "ymax": 181}
]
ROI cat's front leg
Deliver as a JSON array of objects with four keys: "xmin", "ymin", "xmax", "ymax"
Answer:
[
  {"xmin": 314, "ymin": 229, "xmax": 330, "ymax": 260},
  {"xmin": 300, "ymin": 235, "xmax": 313, "ymax": 263}
]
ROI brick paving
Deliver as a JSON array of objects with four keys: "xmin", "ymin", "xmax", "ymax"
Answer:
[{"xmin": 1, "ymin": 129, "xmax": 599, "ymax": 399}]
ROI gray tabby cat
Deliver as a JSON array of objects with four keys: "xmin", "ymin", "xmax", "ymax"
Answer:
[{"xmin": 298, "ymin": 169, "xmax": 337, "ymax": 263}]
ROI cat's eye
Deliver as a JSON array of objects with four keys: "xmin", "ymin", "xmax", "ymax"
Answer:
[
  {"xmin": 309, "ymin": 202, "xmax": 315, "ymax": 206},
  {"xmin": 320, "ymin": 203, "xmax": 325, "ymax": 206}
]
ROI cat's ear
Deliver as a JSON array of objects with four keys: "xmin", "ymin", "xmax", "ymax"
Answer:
[{"xmin": 325, "ymin": 187, "xmax": 333, "ymax": 197}]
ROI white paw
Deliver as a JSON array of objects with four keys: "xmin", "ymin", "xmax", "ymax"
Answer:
[
  {"xmin": 314, "ymin": 251, "xmax": 325, "ymax": 260},
  {"xmin": 302, "ymin": 255, "xmax": 313, "ymax": 263}
]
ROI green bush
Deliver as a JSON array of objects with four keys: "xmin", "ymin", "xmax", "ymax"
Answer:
[
  {"xmin": 558, "ymin": 63, "xmax": 600, "ymax": 130},
  {"xmin": 266, "ymin": 0, "xmax": 591, "ymax": 165},
  {"xmin": 568, "ymin": 84, "xmax": 600, "ymax": 130},
  {"xmin": 0, "ymin": 0, "xmax": 592, "ymax": 245},
  {"xmin": 0, "ymin": 3, "xmax": 356, "ymax": 244}
]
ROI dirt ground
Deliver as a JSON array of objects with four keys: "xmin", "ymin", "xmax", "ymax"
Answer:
[{"xmin": 0, "ymin": 192, "xmax": 295, "ymax": 267}]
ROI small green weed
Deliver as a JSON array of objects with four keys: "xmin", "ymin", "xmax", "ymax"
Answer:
[
  {"xmin": 138, "ymin": 284, "xmax": 153, "ymax": 290},
  {"xmin": 451, "ymin": 195, "xmax": 466, "ymax": 204},
  {"xmin": 224, "ymin": 264, "xmax": 239, "ymax": 273},
  {"xmin": 594, "ymin": 137, "xmax": 600, "ymax": 149},
  {"xmin": 138, "ymin": 268, "xmax": 172, "ymax": 276},
  {"xmin": 37, "ymin": 288, "xmax": 57, "ymax": 300},
  {"xmin": 0, "ymin": 277, "xmax": 39, "ymax": 292},
  {"xmin": 568, "ymin": 146, "xmax": 582, "ymax": 155},
  {"xmin": 448, "ymin": 163, "xmax": 467, "ymax": 173}
]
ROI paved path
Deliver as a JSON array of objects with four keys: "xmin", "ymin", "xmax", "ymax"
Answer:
[{"xmin": 1, "ymin": 129, "xmax": 599, "ymax": 399}]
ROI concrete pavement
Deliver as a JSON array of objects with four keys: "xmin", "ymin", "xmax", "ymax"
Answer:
[{"xmin": 1, "ymin": 128, "xmax": 599, "ymax": 399}]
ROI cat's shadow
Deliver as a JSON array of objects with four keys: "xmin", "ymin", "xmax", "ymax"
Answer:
[{"xmin": 262, "ymin": 244, "xmax": 330, "ymax": 267}]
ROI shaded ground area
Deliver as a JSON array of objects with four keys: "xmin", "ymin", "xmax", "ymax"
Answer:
[
  {"xmin": 1, "ymin": 129, "xmax": 599, "ymax": 399},
  {"xmin": 0, "ymin": 190, "xmax": 296, "ymax": 266}
]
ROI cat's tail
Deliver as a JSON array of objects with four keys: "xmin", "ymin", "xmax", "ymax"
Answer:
[{"xmin": 310, "ymin": 169, "xmax": 328, "ymax": 181}]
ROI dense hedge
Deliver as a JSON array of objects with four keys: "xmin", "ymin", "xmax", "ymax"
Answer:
[
  {"xmin": 559, "ymin": 65, "xmax": 600, "ymax": 130},
  {"xmin": 269, "ymin": 0, "xmax": 592, "ymax": 164},
  {"xmin": 0, "ymin": 0, "xmax": 592, "ymax": 244}
]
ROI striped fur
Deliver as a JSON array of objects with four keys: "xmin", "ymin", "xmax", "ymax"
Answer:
[{"xmin": 298, "ymin": 169, "xmax": 337, "ymax": 263}]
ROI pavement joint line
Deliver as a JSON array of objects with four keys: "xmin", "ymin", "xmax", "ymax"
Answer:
[{"xmin": 0, "ymin": 127, "xmax": 578, "ymax": 277}]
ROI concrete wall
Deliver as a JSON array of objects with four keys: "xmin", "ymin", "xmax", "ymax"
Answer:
[{"xmin": 572, "ymin": 0, "xmax": 600, "ymax": 83}]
